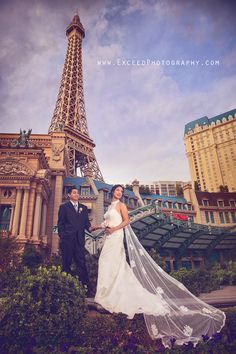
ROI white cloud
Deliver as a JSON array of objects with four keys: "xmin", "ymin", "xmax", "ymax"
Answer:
[{"xmin": 0, "ymin": 0, "xmax": 235, "ymax": 185}]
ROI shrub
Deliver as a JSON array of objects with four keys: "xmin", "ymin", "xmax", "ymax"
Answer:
[
  {"xmin": 21, "ymin": 244, "xmax": 45, "ymax": 269},
  {"xmin": 170, "ymin": 267, "xmax": 220, "ymax": 296},
  {"xmin": 0, "ymin": 234, "xmax": 22, "ymax": 271},
  {"xmin": 32, "ymin": 307, "xmax": 236, "ymax": 353},
  {"xmin": 148, "ymin": 248, "xmax": 167, "ymax": 270},
  {"xmin": 212, "ymin": 261, "xmax": 236, "ymax": 286},
  {"xmin": 0, "ymin": 265, "xmax": 26, "ymax": 298},
  {"xmin": 85, "ymin": 251, "xmax": 99, "ymax": 295},
  {"xmin": 0, "ymin": 266, "xmax": 87, "ymax": 352}
]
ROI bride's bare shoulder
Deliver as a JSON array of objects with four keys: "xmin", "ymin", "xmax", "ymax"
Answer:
[{"xmin": 119, "ymin": 201, "xmax": 128, "ymax": 210}]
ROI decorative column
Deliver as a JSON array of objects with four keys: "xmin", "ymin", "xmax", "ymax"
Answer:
[
  {"xmin": 32, "ymin": 191, "xmax": 42, "ymax": 242},
  {"xmin": 12, "ymin": 188, "xmax": 23, "ymax": 236},
  {"xmin": 51, "ymin": 174, "xmax": 63, "ymax": 253},
  {"xmin": 40, "ymin": 200, "xmax": 48, "ymax": 244},
  {"xmin": 26, "ymin": 183, "xmax": 36, "ymax": 238},
  {"xmin": 19, "ymin": 188, "xmax": 30, "ymax": 238}
]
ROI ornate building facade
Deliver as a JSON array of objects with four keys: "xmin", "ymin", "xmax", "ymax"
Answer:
[
  {"xmin": 184, "ymin": 184, "xmax": 236, "ymax": 226},
  {"xmin": 184, "ymin": 109, "xmax": 236, "ymax": 193},
  {"xmin": 0, "ymin": 14, "xmax": 103, "ymax": 253}
]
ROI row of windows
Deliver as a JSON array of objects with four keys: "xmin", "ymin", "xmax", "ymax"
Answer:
[
  {"xmin": 202, "ymin": 199, "xmax": 236, "ymax": 207},
  {"xmin": 144, "ymin": 199, "xmax": 193, "ymax": 211},
  {"xmin": 205, "ymin": 211, "xmax": 236, "ymax": 224}
]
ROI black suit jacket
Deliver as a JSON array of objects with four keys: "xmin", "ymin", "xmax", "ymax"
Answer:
[{"xmin": 58, "ymin": 201, "xmax": 91, "ymax": 244}]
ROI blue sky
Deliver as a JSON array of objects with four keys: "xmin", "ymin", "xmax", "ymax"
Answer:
[{"xmin": 0, "ymin": 0, "xmax": 235, "ymax": 184}]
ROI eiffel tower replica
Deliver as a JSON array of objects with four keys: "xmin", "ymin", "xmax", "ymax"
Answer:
[{"xmin": 48, "ymin": 14, "xmax": 104, "ymax": 181}]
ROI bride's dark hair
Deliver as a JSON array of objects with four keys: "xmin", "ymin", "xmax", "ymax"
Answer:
[{"xmin": 110, "ymin": 184, "xmax": 124, "ymax": 197}]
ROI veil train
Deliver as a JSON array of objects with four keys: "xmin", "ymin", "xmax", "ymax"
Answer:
[{"xmin": 125, "ymin": 225, "xmax": 226, "ymax": 348}]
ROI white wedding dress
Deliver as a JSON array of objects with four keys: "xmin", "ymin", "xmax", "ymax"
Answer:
[{"xmin": 94, "ymin": 200, "xmax": 225, "ymax": 348}]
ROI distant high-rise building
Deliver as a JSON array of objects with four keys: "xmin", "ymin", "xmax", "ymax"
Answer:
[
  {"xmin": 138, "ymin": 180, "xmax": 187, "ymax": 196},
  {"xmin": 184, "ymin": 109, "xmax": 236, "ymax": 192}
]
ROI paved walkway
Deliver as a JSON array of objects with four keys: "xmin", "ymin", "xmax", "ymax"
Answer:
[
  {"xmin": 86, "ymin": 286, "xmax": 236, "ymax": 313},
  {"xmin": 199, "ymin": 285, "xmax": 236, "ymax": 308}
]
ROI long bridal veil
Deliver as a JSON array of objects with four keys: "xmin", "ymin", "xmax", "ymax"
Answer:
[{"xmin": 125, "ymin": 225, "xmax": 226, "ymax": 348}]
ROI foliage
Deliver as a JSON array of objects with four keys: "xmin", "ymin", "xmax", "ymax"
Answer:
[
  {"xmin": 148, "ymin": 248, "xmax": 167, "ymax": 270},
  {"xmin": 85, "ymin": 251, "xmax": 99, "ymax": 296},
  {"xmin": 0, "ymin": 234, "xmax": 22, "ymax": 271},
  {"xmin": 211, "ymin": 261, "xmax": 236, "ymax": 286},
  {"xmin": 170, "ymin": 267, "xmax": 220, "ymax": 296},
  {"xmin": 0, "ymin": 266, "xmax": 87, "ymax": 352},
  {"xmin": 45, "ymin": 251, "xmax": 62, "ymax": 267},
  {"xmin": 170, "ymin": 261, "xmax": 236, "ymax": 296},
  {"xmin": 194, "ymin": 181, "xmax": 201, "ymax": 191},
  {"xmin": 176, "ymin": 185, "xmax": 184, "ymax": 197},
  {"xmin": 140, "ymin": 185, "xmax": 152, "ymax": 195},
  {"xmin": 1, "ymin": 258, "xmax": 236, "ymax": 353},
  {"xmin": 21, "ymin": 244, "xmax": 45, "ymax": 269},
  {"xmin": 0, "ymin": 265, "xmax": 26, "ymax": 298},
  {"xmin": 3, "ymin": 307, "xmax": 235, "ymax": 353},
  {"xmin": 219, "ymin": 185, "xmax": 229, "ymax": 192}
]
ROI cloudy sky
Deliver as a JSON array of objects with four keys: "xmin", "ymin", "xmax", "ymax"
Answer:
[{"xmin": 0, "ymin": 0, "xmax": 235, "ymax": 184}]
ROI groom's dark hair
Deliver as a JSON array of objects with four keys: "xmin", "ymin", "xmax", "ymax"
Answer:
[
  {"xmin": 110, "ymin": 184, "xmax": 124, "ymax": 198},
  {"xmin": 67, "ymin": 185, "xmax": 78, "ymax": 194}
]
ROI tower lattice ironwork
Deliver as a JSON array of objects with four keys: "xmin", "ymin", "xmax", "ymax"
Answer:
[{"xmin": 48, "ymin": 14, "xmax": 104, "ymax": 181}]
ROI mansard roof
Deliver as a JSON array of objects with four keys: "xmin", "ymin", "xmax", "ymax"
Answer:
[
  {"xmin": 184, "ymin": 108, "xmax": 236, "ymax": 135},
  {"xmin": 195, "ymin": 191, "xmax": 236, "ymax": 207},
  {"xmin": 63, "ymin": 177, "xmax": 137, "ymax": 199}
]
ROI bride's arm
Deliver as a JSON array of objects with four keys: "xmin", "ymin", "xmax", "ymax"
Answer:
[{"xmin": 106, "ymin": 203, "xmax": 129, "ymax": 235}]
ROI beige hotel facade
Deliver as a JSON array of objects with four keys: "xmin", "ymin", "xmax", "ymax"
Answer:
[{"xmin": 184, "ymin": 109, "xmax": 236, "ymax": 193}]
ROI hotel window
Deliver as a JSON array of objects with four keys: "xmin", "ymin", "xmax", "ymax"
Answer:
[
  {"xmin": 229, "ymin": 200, "xmax": 236, "ymax": 207},
  {"xmin": 202, "ymin": 199, "xmax": 209, "ymax": 206},
  {"xmin": 205, "ymin": 211, "xmax": 210, "ymax": 223},
  {"xmin": 219, "ymin": 212, "xmax": 225, "ymax": 224},
  {"xmin": 217, "ymin": 200, "xmax": 224, "ymax": 207},
  {"xmin": 80, "ymin": 186, "xmax": 90, "ymax": 196},
  {"xmin": 225, "ymin": 212, "xmax": 230, "ymax": 223},
  {"xmin": 231, "ymin": 212, "xmax": 236, "ymax": 223},
  {"xmin": 210, "ymin": 211, "xmax": 215, "ymax": 223}
]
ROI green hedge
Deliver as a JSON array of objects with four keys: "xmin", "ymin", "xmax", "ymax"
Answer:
[
  {"xmin": 170, "ymin": 267, "xmax": 220, "ymax": 296},
  {"xmin": 0, "ymin": 266, "xmax": 87, "ymax": 352},
  {"xmin": 0, "ymin": 263, "xmax": 236, "ymax": 353},
  {"xmin": 1, "ymin": 308, "xmax": 235, "ymax": 353},
  {"xmin": 170, "ymin": 261, "xmax": 236, "ymax": 296}
]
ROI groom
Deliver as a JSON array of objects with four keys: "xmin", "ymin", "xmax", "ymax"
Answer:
[{"xmin": 58, "ymin": 186, "xmax": 92, "ymax": 295}]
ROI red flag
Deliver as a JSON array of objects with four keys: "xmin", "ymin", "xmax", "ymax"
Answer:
[{"xmin": 172, "ymin": 213, "xmax": 188, "ymax": 221}]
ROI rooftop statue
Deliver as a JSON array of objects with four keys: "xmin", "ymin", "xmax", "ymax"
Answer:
[{"xmin": 11, "ymin": 129, "xmax": 35, "ymax": 148}]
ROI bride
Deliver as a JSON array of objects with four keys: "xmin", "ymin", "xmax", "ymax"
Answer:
[{"xmin": 93, "ymin": 184, "xmax": 225, "ymax": 348}]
